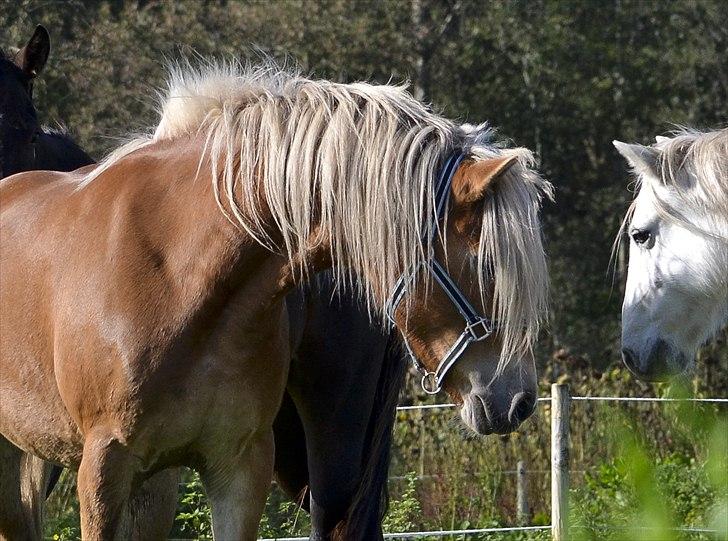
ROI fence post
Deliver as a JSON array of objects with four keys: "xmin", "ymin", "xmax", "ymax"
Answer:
[
  {"xmin": 551, "ymin": 383, "xmax": 570, "ymax": 541},
  {"xmin": 516, "ymin": 459, "xmax": 529, "ymax": 525}
]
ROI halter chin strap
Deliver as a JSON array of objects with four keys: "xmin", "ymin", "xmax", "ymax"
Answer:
[{"xmin": 386, "ymin": 152, "xmax": 496, "ymax": 394}]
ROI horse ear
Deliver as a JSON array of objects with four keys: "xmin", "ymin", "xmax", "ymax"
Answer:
[
  {"xmin": 15, "ymin": 25, "xmax": 50, "ymax": 78},
  {"xmin": 612, "ymin": 141, "xmax": 660, "ymax": 177},
  {"xmin": 452, "ymin": 155, "xmax": 519, "ymax": 204}
]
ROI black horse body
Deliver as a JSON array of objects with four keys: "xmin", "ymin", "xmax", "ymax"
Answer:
[
  {"xmin": 281, "ymin": 280, "xmax": 405, "ymax": 540},
  {"xmin": 31, "ymin": 127, "xmax": 94, "ymax": 172},
  {"xmin": 2, "ymin": 26, "xmax": 405, "ymax": 541}
]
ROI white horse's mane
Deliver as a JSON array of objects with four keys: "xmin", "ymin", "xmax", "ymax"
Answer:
[
  {"xmin": 655, "ymin": 127, "xmax": 728, "ymax": 225},
  {"xmin": 83, "ymin": 59, "xmax": 552, "ymax": 370}
]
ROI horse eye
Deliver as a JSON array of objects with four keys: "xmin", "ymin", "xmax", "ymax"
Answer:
[{"xmin": 630, "ymin": 228, "xmax": 652, "ymax": 246}]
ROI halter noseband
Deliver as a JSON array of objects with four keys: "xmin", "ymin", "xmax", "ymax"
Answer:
[{"xmin": 386, "ymin": 152, "xmax": 496, "ymax": 395}]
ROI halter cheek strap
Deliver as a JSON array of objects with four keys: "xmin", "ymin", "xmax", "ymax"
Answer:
[{"xmin": 386, "ymin": 152, "xmax": 496, "ymax": 394}]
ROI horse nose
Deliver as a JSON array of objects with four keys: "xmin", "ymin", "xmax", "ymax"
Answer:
[
  {"xmin": 623, "ymin": 342, "xmax": 674, "ymax": 381},
  {"xmin": 508, "ymin": 391, "xmax": 536, "ymax": 427},
  {"xmin": 623, "ymin": 345, "xmax": 657, "ymax": 379}
]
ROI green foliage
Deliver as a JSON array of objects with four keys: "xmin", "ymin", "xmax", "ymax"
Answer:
[
  {"xmin": 44, "ymin": 470, "xmax": 80, "ymax": 540},
  {"xmin": 383, "ymin": 472, "xmax": 422, "ymax": 533},
  {"xmin": 173, "ymin": 472, "xmax": 212, "ymax": 540},
  {"xmin": 571, "ymin": 435, "xmax": 726, "ymax": 540},
  {"xmin": 258, "ymin": 495, "xmax": 311, "ymax": 538},
  {"xmin": 47, "ymin": 524, "xmax": 81, "ymax": 541}
]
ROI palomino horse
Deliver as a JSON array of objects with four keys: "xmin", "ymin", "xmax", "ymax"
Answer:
[
  {"xmin": 1, "ymin": 61, "xmax": 551, "ymax": 539},
  {"xmin": 1, "ymin": 29, "xmax": 404, "ymax": 538},
  {"xmin": 614, "ymin": 128, "xmax": 728, "ymax": 380}
]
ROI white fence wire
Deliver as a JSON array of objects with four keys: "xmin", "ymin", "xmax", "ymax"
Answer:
[
  {"xmin": 396, "ymin": 396, "xmax": 728, "ymax": 411},
  {"xmin": 259, "ymin": 525, "xmax": 552, "ymax": 540}
]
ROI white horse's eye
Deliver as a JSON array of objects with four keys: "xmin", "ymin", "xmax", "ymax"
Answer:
[{"xmin": 630, "ymin": 228, "xmax": 652, "ymax": 246}]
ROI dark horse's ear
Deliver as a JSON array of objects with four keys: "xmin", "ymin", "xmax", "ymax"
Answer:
[{"xmin": 15, "ymin": 25, "xmax": 50, "ymax": 78}]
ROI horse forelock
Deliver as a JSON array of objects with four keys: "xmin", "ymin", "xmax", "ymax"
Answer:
[
  {"xmin": 619, "ymin": 128, "xmax": 728, "ymax": 242},
  {"xmin": 82, "ymin": 60, "xmax": 550, "ymax": 366},
  {"xmin": 465, "ymin": 141, "xmax": 553, "ymax": 372},
  {"xmin": 637, "ymin": 128, "xmax": 726, "ymax": 230}
]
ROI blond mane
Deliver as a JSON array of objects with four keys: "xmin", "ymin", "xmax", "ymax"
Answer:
[{"xmin": 84, "ymin": 59, "xmax": 551, "ymax": 370}]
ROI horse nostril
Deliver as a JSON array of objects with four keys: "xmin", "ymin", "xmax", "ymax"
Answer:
[{"xmin": 508, "ymin": 391, "xmax": 536, "ymax": 426}]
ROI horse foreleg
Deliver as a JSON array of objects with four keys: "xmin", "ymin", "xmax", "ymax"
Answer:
[
  {"xmin": 305, "ymin": 433, "xmax": 363, "ymax": 541},
  {"xmin": 202, "ymin": 429, "xmax": 275, "ymax": 541},
  {"xmin": 273, "ymin": 391, "xmax": 309, "ymax": 507},
  {"xmin": 0, "ymin": 436, "xmax": 48, "ymax": 541},
  {"xmin": 77, "ymin": 434, "xmax": 138, "ymax": 540}
]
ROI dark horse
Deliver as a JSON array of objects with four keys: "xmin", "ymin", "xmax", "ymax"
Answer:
[
  {"xmin": 276, "ymin": 280, "xmax": 405, "ymax": 540},
  {"xmin": 1, "ymin": 27, "xmax": 404, "ymax": 541},
  {"xmin": 0, "ymin": 26, "xmax": 92, "ymax": 178}
]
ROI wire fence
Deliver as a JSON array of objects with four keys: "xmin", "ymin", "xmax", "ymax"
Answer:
[
  {"xmin": 395, "ymin": 396, "xmax": 728, "ymax": 410},
  {"xmin": 259, "ymin": 388, "xmax": 726, "ymax": 540},
  {"xmin": 259, "ymin": 525, "xmax": 552, "ymax": 541}
]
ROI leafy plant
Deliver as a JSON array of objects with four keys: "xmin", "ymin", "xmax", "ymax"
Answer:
[
  {"xmin": 383, "ymin": 472, "xmax": 423, "ymax": 533},
  {"xmin": 174, "ymin": 472, "xmax": 212, "ymax": 539}
]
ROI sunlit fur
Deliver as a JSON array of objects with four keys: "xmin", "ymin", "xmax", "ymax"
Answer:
[
  {"xmin": 617, "ymin": 128, "xmax": 728, "ymax": 373},
  {"xmin": 83, "ymin": 59, "xmax": 551, "ymax": 372}
]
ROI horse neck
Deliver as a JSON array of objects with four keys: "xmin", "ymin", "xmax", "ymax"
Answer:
[{"xmin": 91, "ymin": 137, "xmax": 294, "ymax": 331}]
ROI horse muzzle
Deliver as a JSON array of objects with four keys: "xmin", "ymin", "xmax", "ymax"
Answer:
[
  {"xmin": 462, "ymin": 389, "xmax": 537, "ymax": 435},
  {"xmin": 621, "ymin": 339, "xmax": 689, "ymax": 382}
]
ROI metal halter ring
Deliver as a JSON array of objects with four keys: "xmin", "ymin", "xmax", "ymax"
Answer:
[{"xmin": 421, "ymin": 372, "xmax": 440, "ymax": 395}]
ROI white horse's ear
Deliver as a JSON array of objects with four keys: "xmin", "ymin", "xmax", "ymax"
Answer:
[{"xmin": 613, "ymin": 141, "xmax": 660, "ymax": 177}]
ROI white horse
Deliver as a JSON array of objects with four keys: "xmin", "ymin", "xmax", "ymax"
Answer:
[{"xmin": 613, "ymin": 128, "xmax": 728, "ymax": 380}]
